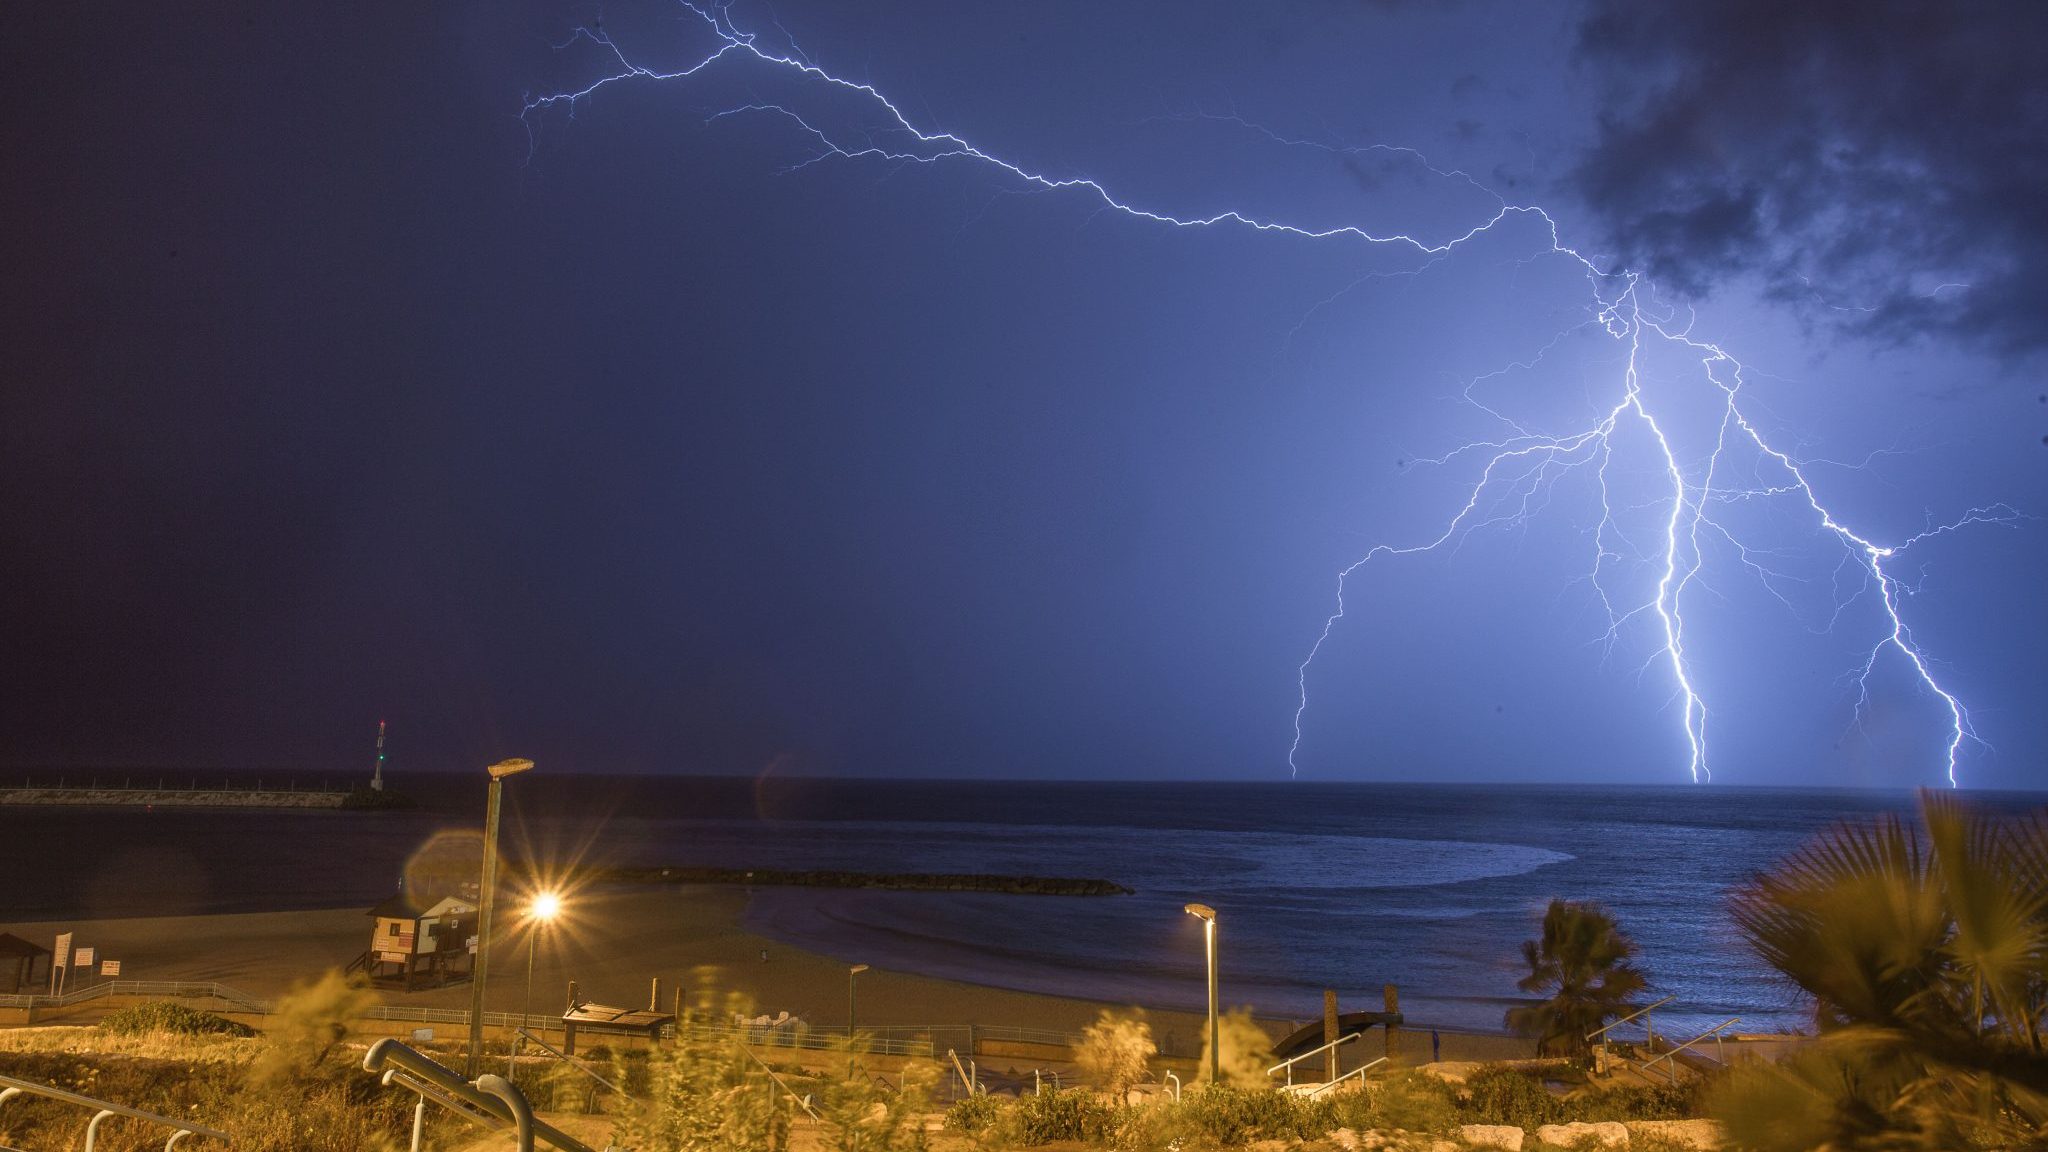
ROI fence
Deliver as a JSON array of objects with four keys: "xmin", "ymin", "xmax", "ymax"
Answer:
[{"xmin": 0, "ymin": 980, "xmax": 1086, "ymax": 1061}]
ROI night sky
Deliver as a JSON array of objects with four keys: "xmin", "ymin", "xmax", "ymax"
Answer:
[{"xmin": 5, "ymin": 2, "xmax": 2043, "ymax": 787}]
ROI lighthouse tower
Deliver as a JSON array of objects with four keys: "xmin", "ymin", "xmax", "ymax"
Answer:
[{"xmin": 371, "ymin": 720, "xmax": 388, "ymax": 791}]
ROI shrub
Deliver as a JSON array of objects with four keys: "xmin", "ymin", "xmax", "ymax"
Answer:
[
  {"xmin": 819, "ymin": 1055, "xmax": 940, "ymax": 1152},
  {"xmin": 1173, "ymin": 1084, "xmax": 1321, "ymax": 1145},
  {"xmin": 0, "ymin": 1043, "xmax": 425, "ymax": 1151},
  {"xmin": 249, "ymin": 970, "xmax": 371, "ymax": 1088},
  {"xmin": 1461, "ymin": 1063, "xmax": 1560, "ymax": 1129},
  {"xmin": 1008, "ymin": 1087, "xmax": 1117, "ymax": 1145},
  {"xmin": 1076, "ymin": 1009, "xmax": 1156, "ymax": 1100},
  {"xmin": 618, "ymin": 1001, "xmax": 791, "ymax": 1152},
  {"xmin": 944, "ymin": 1092, "xmax": 1008, "ymax": 1138},
  {"xmin": 1198, "ymin": 1009, "xmax": 1274, "ymax": 1088},
  {"xmin": 99, "ymin": 1001, "xmax": 254, "ymax": 1038},
  {"xmin": 1563, "ymin": 1077, "xmax": 1702, "ymax": 1123},
  {"xmin": 1364, "ymin": 1068, "xmax": 1460, "ymax": 1134}
]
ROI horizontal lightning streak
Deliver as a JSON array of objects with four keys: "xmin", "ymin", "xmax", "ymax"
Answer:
[{"xmin": 526, "ymin": 3, "xmax": 2021, "ymax": 786}]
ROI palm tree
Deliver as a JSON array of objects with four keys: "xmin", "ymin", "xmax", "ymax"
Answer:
[
  {"xmin": 1713, "ymin": 790, "xmax": 2048, "ymax": 1151},
  {"xmin": 1505, "ymin": 898, "xmax": 1649, "ymax": 1064}
]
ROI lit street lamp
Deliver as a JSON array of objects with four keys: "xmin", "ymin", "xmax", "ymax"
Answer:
[
  {"xmin": 510, "ymin": 890, "xmax": 562, "ymax": 1075},
  {"xmin": 466, "ymin": 757, "xmax": 534, "ymax": 1079},
  {"xmin": 1185, "ymin": 903, "xmax": 1219, "ymax": 1085}
]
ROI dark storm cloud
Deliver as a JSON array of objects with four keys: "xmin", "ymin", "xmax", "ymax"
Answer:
[{"xmin": 1572, "ymin": 1, "xmax": 2048, "ymax": 354}]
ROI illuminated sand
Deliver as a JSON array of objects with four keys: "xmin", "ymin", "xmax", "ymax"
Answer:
[{"xmin": 0, "ymin": 886, "xmax": 1534, "ymax": 1062}]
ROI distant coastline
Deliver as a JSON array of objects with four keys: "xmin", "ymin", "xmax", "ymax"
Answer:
[
  {"xmin": 0, "ymin": 783, "xmax": 412, "ymax": 810},
  {"xmin": 0, "ymin": 785, "xmax": 346, "ymax": 809},
  {"xmin": 574, "ymin": 864, "xmax": 1133, "ymax": 897}
]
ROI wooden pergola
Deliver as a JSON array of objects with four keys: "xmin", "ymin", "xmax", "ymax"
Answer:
[{"xmin": 0, "ymin": 933, "xmax": 52, "ymax": 995}]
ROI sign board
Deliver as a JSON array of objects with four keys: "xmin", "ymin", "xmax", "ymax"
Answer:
[
  {"xmin": 411, "ymin": 1028, "xmax": 435, "ymax": 1043},
  {"xmin": 74, "ymin": 947, "xmax": 95, "ymax": 969},
  {"xmin": 467, "ymin": 935, "xmax": 479, "ymax": 954},
  {"xmin": 100, "ymin": 960, "xmax": 121, "ymax": 977},
  {"xmin": 379, "ymin": 951, "xmax": 407, "ymax": 964},
  {"xmin": 51, "ymin": 933, "xmax": 72, "ymax": 995}
]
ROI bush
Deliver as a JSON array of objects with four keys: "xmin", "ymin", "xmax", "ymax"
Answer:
[
  {"xmin": 1563, "ymin": 1077, "xmax": 1702, "ymax": 1123},
  {"xmin": 1364, "ymin": 1069, "xmax": 1461, "ymax": 1134},
  {"xmin": 1174, "ymin": 1084, "xmax": 1322, "ymax": 1145},
  {"xmin": 1076, "ymin": 1009, "xmax": 1156, "ymax": 1100},
  {"xmin": 1009, "ymin": 1087, "xmax": 1117, "ymax": 1145},
  {"xmin": 1461, "ymin": 1064, "xmax": 1560, "ymax": 1129},
  {"xmin": 1198, "ymin": 1009, "xmax": 1275, "ymax": 1087},
  {"xmin": 99, "ymin": 1001, "xmax": 255, "ymax": 1038},
  {"xmin": 0, "ymin": 1044, "xmax": 425, "ymax": 1151},
  {"xmin": 944, "ymin": 1092, "xmax": 1007, "ymax": 1137},
  {"xmin": 819, "ymin": 1054, "xmax": 940, "ymax": 1152}
]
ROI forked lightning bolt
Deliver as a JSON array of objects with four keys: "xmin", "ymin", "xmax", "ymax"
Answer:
[{"xmin": 524, "ymin": 3, "xmax": 2020, "ymax": 785}]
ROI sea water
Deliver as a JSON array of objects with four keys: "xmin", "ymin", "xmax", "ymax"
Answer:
[{"xmin": 4, "ymin": 775, "xmax": 2031, "ymax": 1034}]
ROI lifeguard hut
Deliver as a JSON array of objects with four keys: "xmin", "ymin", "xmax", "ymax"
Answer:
[
  {"xmin": 350, "ymin": 830, "xmax": 484, "ymax": 988},
  {"xmin": 356, "ymin": 887, "xmax": 478, "ymax": 989}
]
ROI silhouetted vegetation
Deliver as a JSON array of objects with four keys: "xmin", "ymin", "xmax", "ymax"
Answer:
[
  {"xmin": 1505, "ymin": 898, "xmax": 1648, "ymax": 1065},
  {"xmin": 98, "ymin": 1001, "xmax": 253, "ymax": 1038},
  {"xmin": 1710, "ymin": 790, "xmax": 2048, "ymax": 1150}
]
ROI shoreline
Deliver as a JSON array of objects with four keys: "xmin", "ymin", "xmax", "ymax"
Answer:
[{"xmin": 0, "ymin": 887, "xmax": 1537, "ymax": 1061}]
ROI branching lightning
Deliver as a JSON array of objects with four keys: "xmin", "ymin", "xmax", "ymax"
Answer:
[{"xmin": 524, "ymin": 3, "xmax": 2021, "ymax": 785}]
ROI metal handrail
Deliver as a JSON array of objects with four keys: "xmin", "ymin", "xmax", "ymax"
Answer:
[
  {"xmin": 0, "ymin": 979, "xmax": 273, "ymax": 1012},
  {"xmin": 514, "ymin": 1028, "xmax": 623, "ymax": 1095},
  {"xmin": 1267, "ymin": 1031, "xmax": 1360, "ymax": 1086},
  {"xmin": 946, "ymin": 1049, "xmax": 981, "ymax": 1096},
  {"xmin": 693, "ymin": 1022, "xmax": 932, "ymax": 1057},
  {"xmin": 363, "ymin": 1038, "xmax": 594, "ymax": 1152},
  {"xmin": 0, "ymin": 1073, "xmax": 231, "ymax": 1150},
  {"xmin": 1306, "ymin": 1055, "xmax": 1387, "ymax": 1097},
  {"xmin": 1586, "ymin": 995, "xmax": 1676, "ymax": 1042},
  {"xmin": 1640, "ymin": 1018, "xmax": 1741, "ymax": 1083},
  {"xmin": 733, "ymin": 1037, "xmax": 824, "ymax": 1121}
]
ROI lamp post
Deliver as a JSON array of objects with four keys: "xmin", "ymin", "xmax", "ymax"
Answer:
[
  {"xmin": 847, "ymin": 963, "xmax": 870, "ymax": 1075},
  {"xmin": 1185, "ymin": 903, "xmax": 1219, "ymax": 1085},
  {"xmin": 466, "ymin": 757, "xmax": 534, "ymax": 1079},
  {"xmin": 509, "ymin": 891, "xmax": 561, "ymax": 1076}
]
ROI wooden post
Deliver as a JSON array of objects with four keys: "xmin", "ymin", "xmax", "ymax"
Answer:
[
  {"xmin": 1383, "ymin": 984, "xmax": 1401, "ymax": 1062},
  {"xmin": 1324, "ymin": 990, "xmax": 1340, "ymax": 1082},
  {"xmin": 650, "ymin": 976, "xmax": 662, "ymax": 1012}
]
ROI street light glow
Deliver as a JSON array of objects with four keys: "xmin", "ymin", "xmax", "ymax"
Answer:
[
  {"xmin": 531, "ymin": 891, "xmax": 562, "ymax": 923},
  {"xmin": 1185, "ymin": 903, "xmax": 1216, "ymax": 921}
]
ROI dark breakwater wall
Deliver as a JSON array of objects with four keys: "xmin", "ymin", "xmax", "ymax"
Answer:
[{"xmin": 575, "ymin": 864, "xmax": 1132, "ymax": 896}]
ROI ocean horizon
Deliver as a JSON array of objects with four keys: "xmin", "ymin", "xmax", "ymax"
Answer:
[{"xmin": 6, "ymin": 774, "xmax": 2038, "ymax": 1035}]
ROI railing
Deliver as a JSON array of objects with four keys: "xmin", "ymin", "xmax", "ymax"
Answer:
[
  {"xmin": 688, "ymin": 1022, "xmax": 933, "ymax": 1057},
  {"xmin": 946, "ymin": 1049, "xmax": 981, "ymax": 1096},
  {"xmin": 0, "ymin": 977, "xmax": 1057, "ymax": 1063},
  {"xmin": 1267, "ymin": 1031, "xmax": 1361, "ymax": 1087},
  {"xmin": 0, "ymin": 1072, "xmax": 231, "ymax": 1150},
  {"xmin": 514, "ymin": 1029, "xmax": 623, "ymax": 1095},
  {"xmin": 0, "ymin": 980, "xmax": 271, "ymax": 1013},
  {"xmin": 364, "ymin": 1038, "xmax": 593, "ymax": 1152},
  {"xmin": 1639, "ymin": 1018, "xmax": 1741, "ymax": 1083},
  {"xmin": 733, "ymin": 1037, "xmax": 823, "ymax": 1121},
  {"xmin": 1306, "ymin": 1056, "xmax": 1386, "ymax": 1097},
  {"xmin": 358, "ymin": 1005, "xmax": 566, "ymax": 1035},
  {"xmin": 1585, "ymin": 994, "xmax": 1675, "ymax": 1045}
]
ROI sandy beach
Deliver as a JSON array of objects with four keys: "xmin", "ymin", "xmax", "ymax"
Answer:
[{"xmin": 1, "ymin": 884, "xmax": 1534, "ymax": 1063}]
